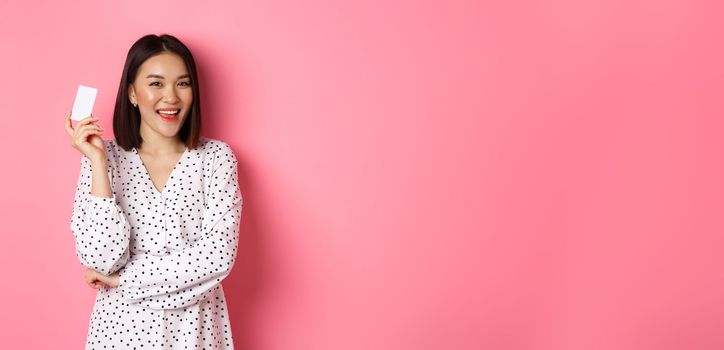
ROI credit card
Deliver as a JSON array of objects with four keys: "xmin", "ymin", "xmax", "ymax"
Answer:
[{"xmin": 70, "ymin": 85, "xmax": 98, "ymax": 121}]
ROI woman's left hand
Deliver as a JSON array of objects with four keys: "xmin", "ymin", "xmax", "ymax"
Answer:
[{"xmin": 84, "ymin": 268, "xmax": 120, "ymax": 289}]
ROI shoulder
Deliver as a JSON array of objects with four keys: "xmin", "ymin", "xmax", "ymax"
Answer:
[
  {"xmin": 197, "ymin": 137, "xmax": 236, "ymax": 161},
  {"xmin": 198, "ymin": 137, "xmax": 234, "ymax": 153}
]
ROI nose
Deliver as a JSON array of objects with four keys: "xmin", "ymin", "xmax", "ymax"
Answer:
[{"xmin": 162, "ymin": 86, "xmax": 180, "ymax": 104}]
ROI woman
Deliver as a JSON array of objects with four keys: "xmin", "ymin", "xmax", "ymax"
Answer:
[{"xmin": 64, "ymin": 34, "xmax": 242, "ymax": 349}]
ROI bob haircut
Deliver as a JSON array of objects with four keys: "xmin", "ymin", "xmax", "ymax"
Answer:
[{"xmin": 113, "ymin": 34, "xmax": 202, "ymax": 151}]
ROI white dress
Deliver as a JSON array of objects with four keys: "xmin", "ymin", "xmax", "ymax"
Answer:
[{"xmin": 70, "ymin": 137, "xmax": 242, "ymax": 349}]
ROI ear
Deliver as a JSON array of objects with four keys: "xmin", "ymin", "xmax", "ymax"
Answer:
[{"xmin": 127, "ymin": 84, "xmax": 136, "ymax": 105}]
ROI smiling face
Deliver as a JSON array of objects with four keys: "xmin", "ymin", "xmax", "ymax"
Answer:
[{"xmin": 128, "ymin": 52, "xmax": 193, "ymax": 140}]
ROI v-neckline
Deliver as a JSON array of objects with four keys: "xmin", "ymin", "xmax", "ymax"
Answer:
[{"xmin": 132, "ymin": 146, "xmax": 189, "ymax": 195}]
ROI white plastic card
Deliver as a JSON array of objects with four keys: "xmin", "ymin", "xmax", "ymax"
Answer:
[{"xmin": 70, "ymin": 85, "xmax": 98, "ymax": 121}]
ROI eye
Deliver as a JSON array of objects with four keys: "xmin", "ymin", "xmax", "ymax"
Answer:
[
  {"xmin": 149, "ymin": 81, "xmax": 162, "ymax": 87},
  {"xmin": 178, "ymin": 81, "xmax": 191, "ymax": 87}
]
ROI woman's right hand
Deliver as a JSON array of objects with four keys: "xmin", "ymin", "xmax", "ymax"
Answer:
[{"xmin": 65, "ymin": 112, "xmax": 106, "ymax": 163}]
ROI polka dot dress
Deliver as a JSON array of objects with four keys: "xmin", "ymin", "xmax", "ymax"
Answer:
[{"xmin": 70, "ymin": 137, "xmax": 242, "ymax": 349}]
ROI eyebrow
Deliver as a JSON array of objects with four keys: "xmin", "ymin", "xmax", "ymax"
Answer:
[{"xmin": 145, "ymin": 73, "xmax": 190, "ymax": 79}]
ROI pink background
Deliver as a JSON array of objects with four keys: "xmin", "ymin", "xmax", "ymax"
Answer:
[{"xmin": 1, "ymin": 0, "xmax": 723, "ymax": 349}]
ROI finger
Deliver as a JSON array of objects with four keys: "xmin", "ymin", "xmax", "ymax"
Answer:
[
  {"xmin": 65, "ymin": 112, "xmax": 75, "ymax": 136},
  {"xmin": 75, "ymin": 116, "xmax": 100, "ymax": 128},
  {"xmin": 78, "ymin": 129, "xmax": 104, "ymax": 145},
  {"xmin": 76, "ymin": 127, "xmax": 103, "ymax": 143},
  {"xmin": 76, "ymin": 129, "xmax": 93, "ymax": 144},
  {"xmin": 96, "ymin": 274, "xmax": 111, "ymax": 285},
  {"xmin": 75, "ymin": 124, "xmax": 103, "ymax": 137},
  {"xmin": 86, "ymin": 272, "xmax": 103, "ymax": 286},
  {"xmin": 72, "ymin": 122, "xmax": 100, "ymax": 140}
]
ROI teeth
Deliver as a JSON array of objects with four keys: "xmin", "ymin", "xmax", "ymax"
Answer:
[{"xmin": 158, "ymin": 110, "xmax": 179, "ymax": 115}]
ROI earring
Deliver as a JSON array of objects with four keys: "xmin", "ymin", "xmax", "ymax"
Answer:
[{"xmin": 132, "ymin": 102, "xmax": 137, "ymax": 107}]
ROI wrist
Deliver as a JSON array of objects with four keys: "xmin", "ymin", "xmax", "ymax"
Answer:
[{"xmin": 89, "ymin": 156, "xmax": 107, "ymax": 167}]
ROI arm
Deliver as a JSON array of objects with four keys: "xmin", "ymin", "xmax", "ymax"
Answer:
[
  {"xmin": 70, "ymin": 154, "xmax": 131, "ymax": 275},
  {"xmin": 117, "ymin": 143, "xmax": 243, "ymax": 310}
]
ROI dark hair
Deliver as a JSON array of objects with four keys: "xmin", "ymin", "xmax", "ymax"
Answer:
[{"xmin": 113, "ymin": 34, "xmax": 202, "ymax": 151}]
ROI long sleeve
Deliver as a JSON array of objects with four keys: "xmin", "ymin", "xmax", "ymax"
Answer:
[
  {"xmin": 70, "ymin": 154, "xmax": 131, "ymax": 275},
  {"xmin": 117, "ymin": 143, "xmax": 243, "ymax": 310}
]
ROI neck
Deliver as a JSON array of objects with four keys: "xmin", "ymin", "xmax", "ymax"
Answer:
[{"xmin": 138, "ymin": 123, "xmax": 185, "ymax": 156}]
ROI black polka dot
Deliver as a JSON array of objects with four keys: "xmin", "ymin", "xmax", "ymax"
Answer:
[{"xmin": 70, "ymin": 137, "xmax": 242, "ymax": 348}]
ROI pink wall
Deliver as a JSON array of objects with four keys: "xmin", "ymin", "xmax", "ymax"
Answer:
[{"xmin": 1, "ymin": 0, "xmax": 723, "ymax": 349}]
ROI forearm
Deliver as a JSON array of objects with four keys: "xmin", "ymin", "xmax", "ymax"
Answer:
[
  {"xmin": 71, "ymin": 153, "xmax": 131, "ymax": 275},
  {"xmin": 117, "ymin": 193, "xmax": 242, "ymax": 309},
  {"xmin": 90, "ymin": 158, "xmax": 113, "ymax": 198}
]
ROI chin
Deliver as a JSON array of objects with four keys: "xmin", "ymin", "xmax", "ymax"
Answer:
[{"xmin": 159, "ymin": 127, "xmax": 182, "ymax": 138}]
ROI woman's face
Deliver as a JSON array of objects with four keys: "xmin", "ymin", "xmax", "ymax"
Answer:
[{"xmin": 128, "ymin": 52, "xmax": 193, "ymax": 140}]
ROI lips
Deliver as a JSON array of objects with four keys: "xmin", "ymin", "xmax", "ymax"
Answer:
[{"xmin": 156, "ymin": 108, "xmax": 180, "ymax": 122}]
